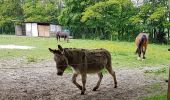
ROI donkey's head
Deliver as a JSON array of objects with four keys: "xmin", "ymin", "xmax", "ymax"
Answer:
[{"xmin": 49, "ymin": 45, "xmax": 68, "ymax": 76}]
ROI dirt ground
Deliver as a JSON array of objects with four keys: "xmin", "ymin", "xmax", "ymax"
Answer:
[{"xmin": 0, "ymin": 58, "xmax": 167, "ymax": 100}]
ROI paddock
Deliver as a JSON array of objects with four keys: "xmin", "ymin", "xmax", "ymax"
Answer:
[
  {"xmin": 0, "ymin": 58, "xmax": 167, "ymax": 100},
  {"xmin": 0, "ymin": 35, "xmax": 169, "ymax": 99}
]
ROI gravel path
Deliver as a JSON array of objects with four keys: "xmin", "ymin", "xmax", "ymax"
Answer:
[{"xmin": 0, "ymin": 58, "xmax": 167, "ymax": 100}]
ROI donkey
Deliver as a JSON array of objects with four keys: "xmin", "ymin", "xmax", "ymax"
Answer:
[
  {"xmin": 49, "ymin": 45, "xmax": 117, "ymax": 95},
  {"xmin": 56, "ymin": 31, "xmax": 69, "ymax": 42},
  {"xmin": 135, "ymin": 32, "xmax": 149, "ymax": 60}
]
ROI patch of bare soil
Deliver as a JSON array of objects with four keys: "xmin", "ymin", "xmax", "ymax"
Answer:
[
  {"xmin": 0, "ymin": 58, "xmax": 167, "ymax": 100},
  {"xmin": 0, "ymin": 45, "xmax": 35, "ymax": 49}
]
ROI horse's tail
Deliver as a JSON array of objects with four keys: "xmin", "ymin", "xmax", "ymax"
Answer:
[
  {"xmin": 135, "ymin": 48, "xmax": 138, "ymax": 54},
  {"xmin": 136, "ymin": 35, "xmax": 147, "ymax": 54}
]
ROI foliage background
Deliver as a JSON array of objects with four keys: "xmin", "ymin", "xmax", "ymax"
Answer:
[{"xmin": 0, "ymin": 0, "xmax": 169, "ymax": 43}]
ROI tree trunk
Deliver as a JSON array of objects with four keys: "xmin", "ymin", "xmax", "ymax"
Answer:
[{"xmin": 153, "ymin": 28, "xmax": 157, "ymax": 43}]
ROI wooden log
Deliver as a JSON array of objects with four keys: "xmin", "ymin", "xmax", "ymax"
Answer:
[{"xmin": 168, "ymin": 66, "xmax": 170, "ymax": 100}]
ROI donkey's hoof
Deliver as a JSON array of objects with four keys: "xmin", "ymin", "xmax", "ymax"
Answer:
[
  {"xmin": 114, "ymin": 85, "xmax": 117, "ymax": 88},
  {"xmin": 81, "ymin": 91, "xmax": 85, "ymax": 95},
  {"xmin": 92, "ymin": 87, "xmax": 98, "ymax": 91},
  {"xmin": 165, "ymin": 79, "xmax": 168, "ymax": 82}
]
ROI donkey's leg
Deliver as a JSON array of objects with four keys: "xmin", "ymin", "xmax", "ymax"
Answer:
[
  {"xmin": 72, "ymin": 73, "xmax": 82, "ymax": 90},
  {"xmin": 67, "ymin": 37, "xmax": 69, "ymax": 43},
  {"xmin": 106, "ymin": 67, "xmax": 117, "ymax": 88},
  {"xmin": 56, "ymin": 36, "xmax": 59, "ymax": 41},
  {"xmin": 81, "ymin": 74, "xmax": 87, "ymax": 95},
  {"xmin": 93, "ymin": 72, "xmax": 103, "ymax": 91}
]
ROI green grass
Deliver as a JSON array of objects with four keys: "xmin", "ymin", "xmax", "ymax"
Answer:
[
  {"xmin": 0, "ymin": 35, "xmax": 169, "ymax": 99},
  {"xmin": 0, "ymin": 35, "xmax": 170, "ymax": 68},
  {"xmin": 144, "ymin": 67, "xmax": 168, "ymax": 75},
  {"xmin": 139, "ymin": 94, "xmax": 167, "ymax": 100}
]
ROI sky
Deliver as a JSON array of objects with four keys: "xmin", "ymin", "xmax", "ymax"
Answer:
[{"xmin": 131, "ymin": 0, "xmax": 144, "ymax": 6}]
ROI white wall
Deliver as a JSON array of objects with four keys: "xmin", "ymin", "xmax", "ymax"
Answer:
[
  {"xmin": 50, "ymin": 24, "xmax": 62, "ymax": 33},
  {"xmin": 56, "ymin": 25, "xmax": 62, "ymax": 32},
  {"xmin": 26, "ymin": 23, "xmax": 32, "ymax": 36},
  {"xmin": 50, "ymin": 24, "xmax": 56, "ymax": 32},
  {"xmin": 31, "ymin": 23, "xmax": 38, "ymax": 37},
  {"xmin": 25, "ymin": 23, "xmax": 38, "ymax": 37}
]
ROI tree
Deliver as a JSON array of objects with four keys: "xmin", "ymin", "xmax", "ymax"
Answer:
[
  {"xmin": 130, "ymin": 0, "xmax": 169, "ymax": 43},
  {"xmin": 0, "ymin": 0, "xmax": 23, "ymax": 34},
  {"xmin": 58, "ymin": 0, "xmax": 100, "ymax": 38},
  {"xmin": 23, "ymin": 0, "xmax": 60, "ymax": 23},
  {"xmin": 81, "ymin": 0, "xmax": 135, "ymax": 40}
]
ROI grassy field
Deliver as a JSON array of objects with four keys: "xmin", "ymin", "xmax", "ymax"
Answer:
[
  {"xmin": 0, "ymin": 35, "xmax": 169, "ymax": 99},
  {"xmin": 0, "ymin": 35, "xmax": 170, "ymax": 68},
  {"xmin": 139, "ymin": 94, "xmax": 166, "ymax": 100}
]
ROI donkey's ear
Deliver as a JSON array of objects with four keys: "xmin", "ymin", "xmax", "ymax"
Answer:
[
  {"xmin": 49, "ymin": 48, "xmax": 56, "ymax": 54},
  {"xmin": 58, "ymin": 45, "xmax": 63, "ymax": 52}
]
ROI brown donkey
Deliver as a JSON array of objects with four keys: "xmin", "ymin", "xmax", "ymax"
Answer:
[{"xmin": 49, "ymin": 45, "xmax": 117, "ymax": 95}]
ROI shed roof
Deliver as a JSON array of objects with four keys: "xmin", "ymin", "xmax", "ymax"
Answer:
[{"xmin": 24, "ymin": 22, "xmax": 58, "ymax": 25}]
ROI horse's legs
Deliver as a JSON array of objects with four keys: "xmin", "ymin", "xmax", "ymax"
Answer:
[
  {"xmin": 137, "ymin": 48, "xmax": 141, "ymax": 60},
  {"xmin": 106, "ymin": 67, "xmax": 117, "ymax": 88},
  {"xmin": 81, "ymin": 74, "xmax": 87, "ymax": 95},
  {"xmin": 142, "ymin": 46, "xmax": 147, "ymax": 59},
  {"xmin": 72, "ymin": 73, "xmax": 82, "ymax": 90},
  {"xmin": 93, "ymin": 72, "xmax": 103, "ymax": 91}
]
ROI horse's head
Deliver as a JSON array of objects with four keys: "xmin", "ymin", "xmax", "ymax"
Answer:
[{"xmin": 49, "ymin": 45, "xmax": 68, "ymax": 76}]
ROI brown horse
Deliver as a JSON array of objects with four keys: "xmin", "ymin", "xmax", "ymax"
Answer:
[
  {"xmin": 49, "ymin": 45, "xmax": 117, "ymax": 95},
  {"xmin": 56, "ymin": 31, "xmax": 69, "ymax": 42},
  {"xmin": 135, "ymin": 33, "xmax": 149, "ymax": 60}
]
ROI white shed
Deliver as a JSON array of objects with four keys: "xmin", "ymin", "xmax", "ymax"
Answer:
[{"xmin": 15, "ymin": 22, "xmax": 62, "ymax": 37}]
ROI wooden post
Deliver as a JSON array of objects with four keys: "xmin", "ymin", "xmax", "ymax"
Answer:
[
  {"xmin": 168, "ymin": 66, "xmax": 170, "ymax": 100},
  {"xmin": 168, "ymin": 49, "xmax": 170, "ymax": 100}
]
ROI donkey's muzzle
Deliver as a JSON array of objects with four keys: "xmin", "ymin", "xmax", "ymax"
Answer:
[{"xmin": 57, "ymin": 72, "xmax": 63, "ymax": 76}]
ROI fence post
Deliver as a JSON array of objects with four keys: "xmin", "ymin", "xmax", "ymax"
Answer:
[{"xmin": 168, "ymin": 66, "xmax": 170, "ymax": 100}]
